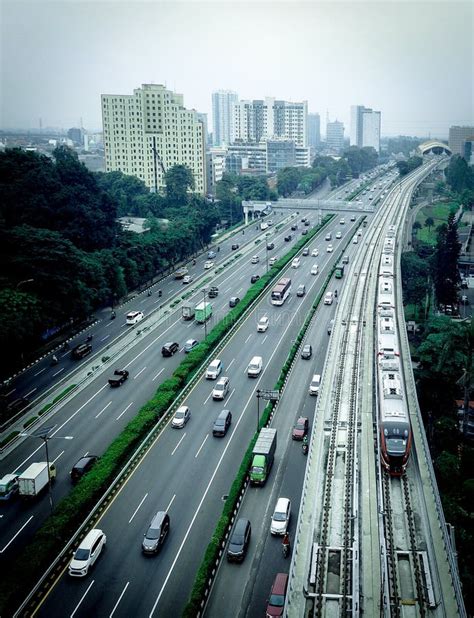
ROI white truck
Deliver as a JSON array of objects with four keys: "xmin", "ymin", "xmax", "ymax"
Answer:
[{"xmin": 18, "ymin": 462, "xmax": 56, "ymax": 497}]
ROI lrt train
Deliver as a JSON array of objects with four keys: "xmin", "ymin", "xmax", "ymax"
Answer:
[{"xmin": 376, "ymin": 239, "xmax": 412, "ymax": 475}]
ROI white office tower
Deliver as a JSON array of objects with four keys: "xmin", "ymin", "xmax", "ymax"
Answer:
[
  {"xmin": 232, "ymin": 98, "xmax": 308, "ymax": 147},
  {"xmin": 350, "ymin": 105, "xmax": 381, "ymax": 152},
  {"xmin": 326, "ymin": 120, "xmax": 345, "ymax": 152},
  {"xmin": 212, "ymin": 90, "xmax": 239, "ymax": 146},
  {"xmin": 102, "ymin": 84, "xmax": 206, "ymax": 194}
]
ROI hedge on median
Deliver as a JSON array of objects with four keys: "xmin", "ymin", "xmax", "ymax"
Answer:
[{"xmin": 0, "ymin": 215, "xmax": 333, "ymax": 616}]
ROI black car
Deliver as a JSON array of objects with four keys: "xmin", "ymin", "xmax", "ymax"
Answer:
[
  {"xmin": 302, "ymin": 229, "xmax": 308, "ymax": 235},
  {"xmin": 70, "ymin": 455, "xmax": 98, "ymax": 484},
  {"xmin": 291, "ymin": 225, "xmax": 297, "ymax": 231},
  {"xmin": 266, "ymin": 242, "xmax": 275, "ymax": 250},
  {"xmin": 231, "ymin": 243, "xmax": 239, "ymax": 250},
  {"xmin": 71, "ymin": 343, "xmax": 92, "ymax": 360},
  {"xmin": 229, "ymin": 296, "xmax": 240, "ymax": 307},
  {"xmin": 227, "ymin": 518, "xmax": 251, "ymax": 562},
  {"xmin": 208, "ymin": 286, "xmax": 219, "ymax": 298},
  {"xmin": 301, "ymin": 344, "xmax": 312, "ymax": 359},
  {"xmin": 161, "ymin": 341, "xmax": 179, "ymax": 357},
  {"xmin": 251, "ymin": 275, "xmax": 260, "ymax": 283},
  {"xmin": 304, "ymin": 220, "xmax": 310, "ymax": 226},
  {"xmin": 284, "ymin": 234, "xmax": 292, "ymax": 242},
  {"xmin": 213, "ymin": 409, "xmax": 232, "ymax": 437}
]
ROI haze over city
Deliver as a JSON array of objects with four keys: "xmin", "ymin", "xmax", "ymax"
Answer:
[{"xmin": 1, "ymin": 0, "xmax": 472, "ymax": 136}]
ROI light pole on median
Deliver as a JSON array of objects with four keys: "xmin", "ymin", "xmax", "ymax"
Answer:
[
  {"xmin": 20, "ymin": 425, "xmax": 73, "ymax": 513},
  {"xmin": 202, "ymin": 288, "xmax": 208, "ymax": 340}
]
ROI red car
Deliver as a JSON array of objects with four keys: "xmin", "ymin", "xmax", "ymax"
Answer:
[
  {"xmin": 292, "ymin": 416, "xmax": 309, "ymax": 440},
  {"xmin": 266, "ymin": 573, "xmax": 288, "ymax": 617}
]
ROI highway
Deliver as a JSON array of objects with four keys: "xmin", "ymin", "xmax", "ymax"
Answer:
[{"xmin": 30, "ymin": 211, "xmax": 365, "ymax": 616}]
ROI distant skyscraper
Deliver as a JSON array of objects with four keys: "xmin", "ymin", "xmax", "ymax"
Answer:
[
  {"xmin": 326, "ymin": 120, "xmax": 345, "ymax": 152},
  {"xmin": 350, "ymin": 105, "xmax": 381, "ymax": 152},
  {"xmin": 197, "ymin": 112, "xmax": 210, "ymax": 146},
  {"xmin": 212, "ymin": 90, "xmax": 238, "ymax": 146},
  {"xmin": 449, "ymin": 125, "xmax": 474, "ymax": 156},
  {"xmin": 102, "ymin": 83, "xmax": 205, "ymax": 194},
  {"xmin": 308, "ymin": 113, "xmax": 321, "ymax": 150},
  {"xmin": 232, "ymin": 98, "xmax": 307, "ymax": 147},
  {"xmin": 67, "ymin": 127, "xmax": 83, "ymax": 145}
]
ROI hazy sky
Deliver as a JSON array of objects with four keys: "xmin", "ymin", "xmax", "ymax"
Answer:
[{"xmin": 1, "ymin": 0, "xmax": 473, "ymax": 137}]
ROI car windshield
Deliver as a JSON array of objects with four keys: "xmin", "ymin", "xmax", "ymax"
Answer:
[
  {"xmin": 269, "ymin": 593, "xmax": 285, "ymax": 607},
  {"xmin": 215, "ymin": 420, "xmax": 225, "ymax": 427},
  {"xmin": 175, "ymin": 411, "xmax": 185, "ymax": 418},
  {"xmin": 146, "ymin": 528, "xmax": 160, "ymax": 540},
  {"xmin": 215, "ymin": 384, "xmax": 224, "ymax": 391},
  {"xmin": 273, "ymin": 511, "xmax": 286, "ymax": 521},
  {"xmin": 295, "ymin": 421, "xmax": 305, "ymax": 431},
  {"xmin": 74, "ymin": 548, "xmax": 90, "ymax": 561}
]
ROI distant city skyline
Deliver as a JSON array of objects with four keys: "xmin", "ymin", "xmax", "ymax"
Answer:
[{"xmin": 1, "ymin": 1, "xmax": 472, "ymax": 138}]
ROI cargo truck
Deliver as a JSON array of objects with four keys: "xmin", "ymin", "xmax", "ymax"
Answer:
[
  {"xmin": 182, "ymin": 304, "xmax": 195, "ymax": 320},
  {"xmin": 18, "ymin": 462, "xmax": 57, "ymax": 497},
  {"xmin": 250, "ymin": 428, "xmax": 277, "ymax": 485},
  {"xmin": 195, "ymin": 301, "xmax": 212, "ymax": 323}
]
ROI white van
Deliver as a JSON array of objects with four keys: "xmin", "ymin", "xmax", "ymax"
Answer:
[
  {"xmin": 126, "ymin": 311, "xmax": 144, "ymax": 325},
  {"xmin": 291, "ymin": 257, "xmax": 301, "ymax": 269},
  {"xmin": 69, "ymin": 529, "xmax": 106, "ymax": 577},
  {"xmin": 247, "ymin": 356, "xmax": 263, "ymax": 377},
  {"xmin": 206, "ymin": 359, "xmax": 222, "ymax": 380},
  {"xmin": 309, "ymin": 374, "xmax": 321, "ymax": 396}
]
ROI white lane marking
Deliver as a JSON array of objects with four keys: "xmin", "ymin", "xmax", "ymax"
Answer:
[
  {"xmin": 166, "ymin": 494, "xmax": 176, "ymax": 513},
  {"xmin": 0, "ymin": 516, "xmax": 34, "ymax": 553},
  {"xmin": 227, "ymin": 358, "xmax": 235, "ymax": 370},
  {"xmin": 116, "ymin": 402, "xmax": 133, "ymax": 421},
  {"xmin": 60, "ymin": 351, "xmax": 70, "ymax": 359},
  {"xmin": 100, "ymin": 335, "xmax": 110, "ymax": 342},
  {"xmin": 109, "ymin": 581, "xmax": 130, "ymax": 618},
  {"xmin": 225, "ymin": 388, "xmax": 235, "ymax": 404},
  {"xmin": 95, "ymin": 401, "xmax": 112, "ymax": 419},
  {"xmin": 171, "ymin": 433, "xmax": 186, "ymax": 455},
  {"xmin": 237, "ymin": 287, "xmax": 243, "ymax": 294},
  {"xmin": 244, "ymin": 333, "xmax": 252, "ymax": 344},
  {"xmin": 261, "ymin": 335, "xmax": 268, "ymax": 344},
  {"xmin": 52, "ymin": 450, "xmax": 66, "ymax": 464},
  {"xmin": 71, "ymin": 580, "xmax": 95, "ymax": 617},
  {"xmin": 195, "ymin": 435, "xmax": 208, "ymax": 458},
  {"xmin": 224, "ymin": 287, "xmax": 232, "ymax": 293},
  {"xmin": 129, "ymin": 493, "xmax": 148, "ymax": 524},
  {"xmin": 133, "ymin": 366, "xmax": 147, "ymax": 380},
  {"xmin": 34, "ymin": 367, "xmax": 46, "ymax": 376},
  {"xmin": 105, "ymin": 321, "xmax": 115, "ymax": 328},
  {"xmin": 203, "ymin": 391, "xmax": 212, "ymax": 405},
  {"xmin": 15, "ymin": 385, "xmax": 108, "ymax": 473},
  {"xmin": 152, "ymin": 368, "xmax": 164, "ymax": 381},
  {"xmin": 24, "ymin": 387, "xmax": 37, "ymax": 398},
  {"xmin": 187, "ymin": 322, "xmax": 193, "ymax": 328},
  {"xmin": 52, "ymin": 368, "xmax": 65, "ymax": 377}
]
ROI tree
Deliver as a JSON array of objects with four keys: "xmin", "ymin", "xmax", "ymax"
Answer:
[
  {"xmin": 401, "ymin": 252, "xmax": 429, "ymax": 309},
  {"xmin": 432, "ymin": 214, "xmax": 461, "ymax": 306},
  {"xmin": 164, "ymin": 165, "xmax": 195, "ymax": 205},
  {"xmin": 412, "ymin": 221, "xmax": 422, "ymax": 236},
  {"xmin": 425, "ymin": 216, "xmax": 434, "ymax": 231}
]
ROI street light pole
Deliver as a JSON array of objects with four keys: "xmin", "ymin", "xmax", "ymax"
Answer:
[{"xmin": 256, "ymin": 389, "xmax": 261, "ymax": 432}]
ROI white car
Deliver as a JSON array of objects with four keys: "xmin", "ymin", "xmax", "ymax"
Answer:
[
  {"xmin": 340, "ymin": 218, "xmax": 345, "ymax": 225},
  {"xmin": 291, "ymin": 257, "xmax": 301, "ymax": 268},
  {"xmin": 311, "ymin": 248, "xmax": 319, "ymax": 257},
  {"xmin": 311, "ymin": 264, "xmax": 319, "ymax": 276},
  {"xmin": 69, "ymin": 529, "xmax": 106, "ymax": 577},
  {"xmin": 257, "ymin": 316, "xmax": 269, "ymax": 332},
  {"xmin": 326, "ymin": 244, "xmax": 333, "ymax": 253},
  {"xmin": 353, "ymin": 236, "xmax": 358, "ymax": 244},
  {"xmin": 251, "ymin": 255, "xmax": 260, "ymax": 264},
  {"xmin": 324, "ymin": 292, "xmax": 334, "ymax": 305},
  {"xmin": 212, "ymin": 376, "xmax": 230, "ymax": 400},
  {"xmin": 204, "ymin": 260, "xmax": 214, "ymax": 269},
  {"xmin": 269, "ymin": 256, "xmax": 277, "ymax": 266},
  {"xmin": 270, "ymin": 497, "xmax": 291, "ymax": 535},
  {"xmin": 182, "ymin": 275, "xmax": 193, "ymax": 284},
  {"xmin": 172, "ymin": 405, "xmax": 191, "ymax": 428},
  {"xmin": 126, "ymin": 311, "xmax": 144, "ymax": 325},
  {"xmin": 336, "ymin": 231, "xmax": 342, "ymax": 239}
]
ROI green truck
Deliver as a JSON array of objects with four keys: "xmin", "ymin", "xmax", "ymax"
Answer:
[
  {"xmin": 195, "ymin": 301, "xmax": 212, "ymax": 323},
  {"xmin": 250, "ymin": 427, "xmax": 277, "ymax": 485},
  {"xmin": 335, "ymin": 263, "xmax": 344, "ymax": 279}
]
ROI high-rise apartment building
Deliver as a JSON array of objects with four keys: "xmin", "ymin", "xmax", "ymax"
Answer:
[
  {"xmin": 449, "ymin": 126, "xmax": 474, "ymax": 156},
  {"xmin": 308, "ymin": 113, "xmax": 321, "ymax": 150},
  {"xmin": 326, "ymin": 120, "xmax": 345, "ymax": 152},
  {"xmin": 212, "ymin": 90, "xmax": 238, "ymax": 146},
  {"xmin": 350, "ymin": 105, "xmax": 381, "ymax": 152},
  {"xmin": 232, "ymin": 98, "xmax": 307, "ymax": 147},
  {"xmin": 102, "ymin": 84, "xmax": 205, "ymax": 194}
]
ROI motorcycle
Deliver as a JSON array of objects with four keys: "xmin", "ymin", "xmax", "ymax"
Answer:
[
  {"xmin": 147, "ymin": 290, "xmax": 152, "ymax": 297},
  {"xmin": 111, "ymin": 311, "xmax": 116, "ymax": 320},
  {"xmin": 86, "ymin": 334, "xmax": 93, "ymax": 342},
  {"xmin": 302, "ymin": 442, "xmax": 309, "ymax": 456},
  {"xmin": 192, "ymin": 259, "xmax": 196, "ymax": 266},
  {"xmin": 51, "ymin": 355, "xmax": 59, "ymax": 366},
  {"xmin": 282, "ymin": 535, "xmax": 291, "ymax": 558}
]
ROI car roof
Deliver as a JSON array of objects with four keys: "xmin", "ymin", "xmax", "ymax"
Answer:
[
  {"xmin": 234, "ymin": 518, "xmax": 250, "ymax": 533},
  {"xmin": 78, "ymin": 528, "xmax": 104, "ymax": 549},
  {"xmin": 149, "ymin": 511, "xmax": 168, "ymax": 529},
  {"xmin": 271, "ymin": 572, "xmax": 289, "ymax": 594},
  {"xmin": 275, "ymin": 497, "xmax": 290, "ymax": 509}
]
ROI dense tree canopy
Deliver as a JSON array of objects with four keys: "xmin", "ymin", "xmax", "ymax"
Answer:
[
  {"xmin": 432, "ymin": 213, "xmax": 461, "ymax": 306},
  {"xmin": 396, "ymin": 156, "xmax": 422, "ymax": 176}
]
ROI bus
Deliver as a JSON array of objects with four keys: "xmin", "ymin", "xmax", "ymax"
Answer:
[
  {"xmin": 335, "ymin": 264, "xmax": 344, "ymax": 279},
  {"xmin": 271, "ymin": 278, "xmax": 291, "ymax": 306}
]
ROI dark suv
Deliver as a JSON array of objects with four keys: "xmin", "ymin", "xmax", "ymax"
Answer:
[
  {"xmin": 71, "ymin": 343, "xmax": 92, "ymax": 360},
  {"xmin": 227, "ymin": 518, "xmax": 251, "ymax": 562},
  {"xmin": 142, "ymin": 511, "xmax": 170, "ymax": 554},
  {"xmin": 161, "ymin": 342, "xmax": 179, "ymax": 357},
  {"xmin": 70, "ymin": 456, "xmax": 98, "ymax": 484},
  {"xmin": 213, "ymin": 409, "xmax": 232, "ymax": 437},
  {"xmin": 208, "ymin": 286, "xmax": 219, "ymax": 298}
]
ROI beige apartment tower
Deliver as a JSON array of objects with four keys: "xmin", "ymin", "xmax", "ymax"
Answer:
[{"xmin": 102, "ymin": 84, "xmax": 206, "ymax": 194}]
